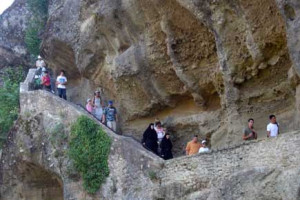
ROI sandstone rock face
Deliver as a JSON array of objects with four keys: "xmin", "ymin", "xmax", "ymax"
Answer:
[
  {"xmin": 1, "ymin": 70, "xmax": 163, "ymax": 200},
  {"xmin": 1, "ymin": 70, "xmax": 300, "ymax": 199},
  {"xmin": 0, "ymin": 0, "xmax": 31, "ymax": 69},
  {"xmin": 38, "ymin": 0, "xmax": 299, "ymax": 153}
]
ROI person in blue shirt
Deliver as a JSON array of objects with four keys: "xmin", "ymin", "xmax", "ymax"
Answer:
[{"xmin": 102, "ymin": 100, "xmax": 117, "ymax": 132}]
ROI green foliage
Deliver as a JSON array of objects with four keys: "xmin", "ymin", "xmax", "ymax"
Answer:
[
  {"xmin": 69, "ymin": 116, "xmax": 111, "ymax": 194},
  {"xmin": 25, "ymin": 0, "xmax": 48, "ymax": 56},
  {"xmin": 27, "ymin": 0, "xmax": 48, "ymax": 17},
  {"xmin": 25, "ymin": 21, "xmax": 42, "ymax": 56},
  {"xmin": 0, "ymin": 67, "xmax": 25, "ymax": 147},
  {"xmin": 148, "ymin": 171, "xmax": 158, "ymax": 181}
]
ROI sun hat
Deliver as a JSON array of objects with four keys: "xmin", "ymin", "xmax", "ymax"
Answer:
[{"xmin": 202, "ymin": 140, "xmax": 207, "ymax": 144}]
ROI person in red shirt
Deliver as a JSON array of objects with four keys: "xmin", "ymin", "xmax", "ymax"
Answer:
[{"xmin": 41, "ymin": 71, "xmax": 51, "ymax": 92}]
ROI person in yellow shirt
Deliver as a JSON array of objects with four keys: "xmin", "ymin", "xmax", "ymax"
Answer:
[{"xmin": 186, "ymin": 135, "xmax": 202, "ymax": 156}]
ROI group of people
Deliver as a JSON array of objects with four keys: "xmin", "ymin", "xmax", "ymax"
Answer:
[
  {"xmin": 86, "ymin": 93, "xmax": 118, "ymax": 132},
  {"xmin": 35, "ymin": 56, "xmax": 67, "ymax": 99},
  {"xmin": 142, "ymin": 121, "xmax": 173, "ymax": 160},
  {"xmin": 143, "ymin": 114, "xmax": 281, "ymax": 159},
  {"xmin": 243, "ymin": 114, "xmax": 279, "ymax": 140},
  {"xmin": 35, "ymin": 55, "xmax": 118, "ymax": 132},
  {"xmin": 35, "ymin": 56, "xmax": 282, "ymax": 159}
]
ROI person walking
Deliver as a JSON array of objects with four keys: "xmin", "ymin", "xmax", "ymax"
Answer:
[
  {"xmin": 92, "ymin": 91, "xmax": 103, "ymax": 121},
  {"xmin": 56, "ymin": 70, "xmax": 67, "ymax": 100},
  {"xmin": 160, "ymin": 133, "xmax": 173, "ymax": 160},
  {"xmin": 142, "ymin": 123, "xmax": 158, "ymax": 155},
  {"xmin": 103, "ymin": 100, "xmax": 117, "ymax": 132}
]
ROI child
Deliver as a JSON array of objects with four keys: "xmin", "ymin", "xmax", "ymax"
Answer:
[{"xmin": 86, "ymin": 99, "xmax": 94, "ymax": 114}]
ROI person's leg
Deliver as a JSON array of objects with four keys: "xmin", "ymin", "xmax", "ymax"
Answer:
[
  {"xmin": 107, "ymin": 121, "xmax": 113, "ymax": 130},
  {"xmin": 62, "ymin": 89, "xmax": 67, "ymax": 100},
  {"xmin": 112, "ymin": 121, "xmax": 117, "ymax": 132},
  {"xmin": 58, "ymin": 88, "xmax": 62, "ymax": 98}
]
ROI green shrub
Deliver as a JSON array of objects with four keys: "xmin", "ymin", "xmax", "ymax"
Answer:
[
  {"xmin": 25, "ymin": 21, "xmax": 42, "ymax": 56},
  {"xmin": 25, "ymin": 0, "xmax": 48, "ymax": 56},
  {"xmin": 0, "ymin": 67, "xmax": 25, "ymax": 147},
  {"xmin": 68, "ymin": 116, "xmax": 111, "ymax": 194}
]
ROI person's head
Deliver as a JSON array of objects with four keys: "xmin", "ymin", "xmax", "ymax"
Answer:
[
  {"xmin": 95, "ymin": 91, "xmax": 100, "ymax": 97},
  {"xmin": 156, "ymin": 121, "xmax": 162, "ymax": 128},
  {"xmin": 202, "ymin": 140, "xmax": 207, "ymax": 147},
  {"xmin": 87, "ymin": 98, "xmax": 92, "ymax": 104},
  {"xmin": 149, "ymin": 123, "xmax": 154, "ymax": 130},
  {"xmin": 38, "ymin": 55, "xmax": 42, "ymax": 60},
  {"xmin": 248, "ymin": 118, "xmax": 254, "ymax": 128},
  {"xmin": 60, "ymin": 70, "xmax": 65, "ymax": 76},
  {"xmin": 269, "ymin": 115, "xmax": 276, "ymax": 124},
  {"xmin": 108, "ymin": 100, "xmax": 113, "ymax": 107},
  {"xmin": 165, "ymin": 133, "xmax": 170, "ymax": 139},
  {"xmin": 192, "ymin": 135, "xmax": 198, "ymax": 143}
]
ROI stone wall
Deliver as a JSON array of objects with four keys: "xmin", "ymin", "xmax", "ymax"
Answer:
[{"xmin": 157, "ymin": 132, "xmax": 300, "ymax": 200}]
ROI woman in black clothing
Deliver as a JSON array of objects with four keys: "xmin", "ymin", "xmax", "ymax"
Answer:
[
  {"xmin": 142, "ymin": 123, "xmax": 158, "ymax": 155},
  {"xmin": 160, "ymin": 133, "xmax": 173, "ymax": 160}
]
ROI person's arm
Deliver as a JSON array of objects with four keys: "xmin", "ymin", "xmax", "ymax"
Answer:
[
  {"xmin": 141, "ymin": 131, "xmax": 147, "ymax": 145},
  {"xmin": 186, "ymin": 143, "xmax": 190, "ymax": 155},
  {"xmin": 61, "ymin": 77, "xmax": 67, "ymax": 85},
  {"xmin": 267, "ymin": 125, "xmax": 271, "ymax": 137},
  {"xmin": 114, "ymin": 108, "xmax": 117, "ymax": 122},
  {"xmin": 102, "ymin": 109, "xmax": 106, "ymax": 123}
]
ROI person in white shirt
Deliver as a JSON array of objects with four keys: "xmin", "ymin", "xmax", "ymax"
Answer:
[
  {"xmin": 56, "ymin": 70, "xmax": 67, "ymax": 100},
  {"xmin": 267, "ymin": 114, "xmax": 279, "ymax": 138},
  {"xmin": 36, "ymin": 55, "xmax": 46, "ymax": 70},
  {"xmin": 199, "ymin": 140, "xmax": 210, "ymax": 153}
]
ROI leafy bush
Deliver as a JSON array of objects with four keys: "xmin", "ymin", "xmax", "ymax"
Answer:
[
  {"xmin": 0, "ymin": 67, "xmax": 25, "ymax": 147},
  {"xmin": 25, "ymin": 0, "xmax": 48, "ymax": 56},
  {"xmin": 69, "ymin": 116, "xmax": 111, "ymax": 194}
]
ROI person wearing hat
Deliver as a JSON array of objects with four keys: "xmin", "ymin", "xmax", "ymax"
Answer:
[
  {"xmin": 198, "ymin": 140, "xmax": 210, "ymax": 153},
  {"xmin": 92, "ymin": 90, "xmax": 103, "ymax": 120},
  {"xmin": 41, "ymin": 70, "xmax": 51, "ymax": 92},
  {"xmin": 86, "ymin": 98, "xmax": 94, "ymax": 114},
  {"xmin": 36, "ymin": 55, "xmax": 46, "ymax": 71},
  {"xmin": 102, "ymin": 100, "xmax": 117, "ymax": 132}
]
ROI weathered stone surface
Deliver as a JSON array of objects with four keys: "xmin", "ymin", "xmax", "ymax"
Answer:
[
  {"xmin": 37, "ymin": 0, "xmax": 298, "ymax": 151},
  {"xmin": 1, "ymin": 71, "xmax": 300, "ymax": 199},
  {"xmin": 1, "ymin": 73, "xmax": 163, "ymax": 199},
  {"xmin": 0, "ymin": 0, "xmax": 31, "ymax": 69}
]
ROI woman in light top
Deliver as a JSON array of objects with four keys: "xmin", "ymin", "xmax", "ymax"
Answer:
[
  {"xmin": 92, "ymin": 90, "xmax": 103, "ymax": 120},
  {"xmin": 154, "ymin": 121, "xmax": 165, "ymax": 143}
]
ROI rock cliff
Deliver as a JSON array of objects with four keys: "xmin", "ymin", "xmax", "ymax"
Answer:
[
  {"xmin": 1, "ymin": 0, "xmax": 300, "ymax": 199},
  {"xmin": 38, "ymin": 0, "xmax": 300, "ymax": 152},
  {"xmin": 1, "ymin": 69, "xmax": 300, "ymax": 200},
  {"xmin": 0, "ymin": 0, "xmax": 31, "ymax": 69}
]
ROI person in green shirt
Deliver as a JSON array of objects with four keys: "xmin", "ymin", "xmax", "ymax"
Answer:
[{"xmin": 243, "ymin": 118, "xmax": 257, "ymax": 140}]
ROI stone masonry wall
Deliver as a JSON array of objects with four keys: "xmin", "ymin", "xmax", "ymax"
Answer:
[{"xmin": 157, "ymin": 132, "xmax": 300, "ymax": 200}]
